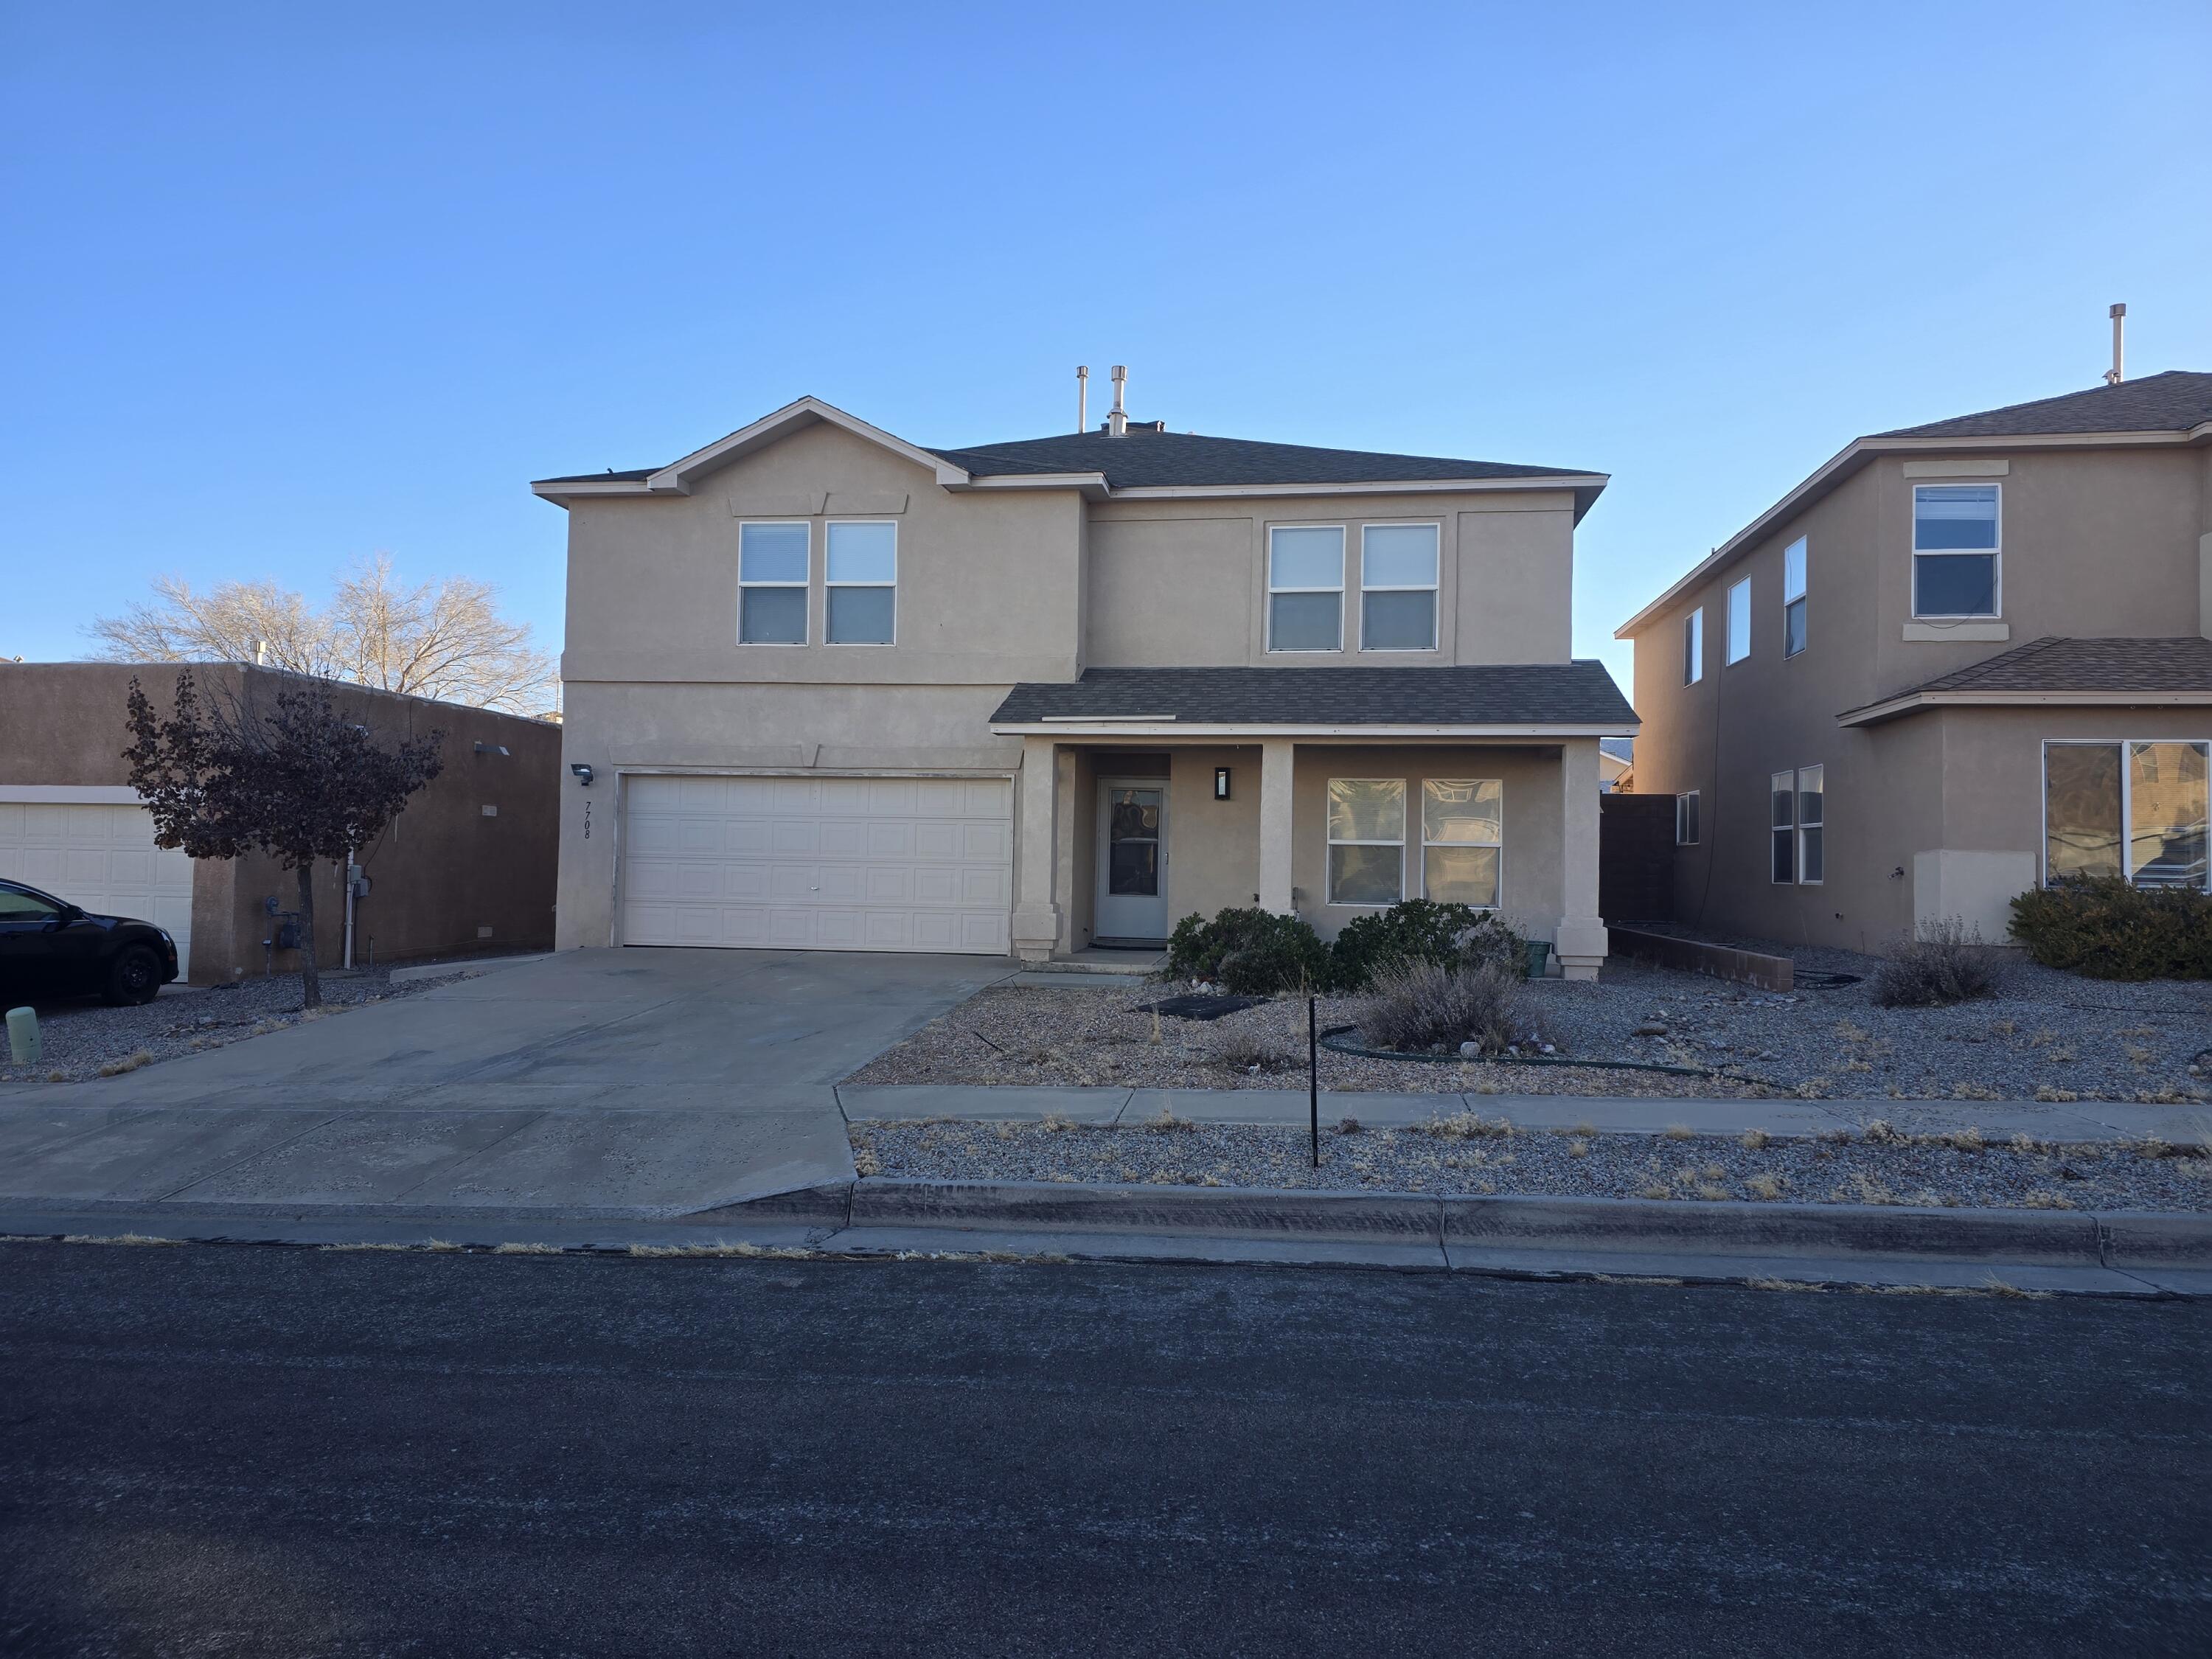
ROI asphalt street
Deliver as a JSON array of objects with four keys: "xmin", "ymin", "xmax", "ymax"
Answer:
[{"xmin": 2, "ymin": 1243, "xmax": 2205, "ymax": 1657}]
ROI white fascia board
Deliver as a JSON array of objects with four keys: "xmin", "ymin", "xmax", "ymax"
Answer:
[
  {"xmin": 530, "ymin": 478, "xmax": 655, "ymax": 503},
  {"xmin": 1105, "ymin": 473, "xmax": 1607, "ymax": 502},
  {"xmin": 0, "ymin": 785, "xmax": 145, "ymax": 804},
  {"xmin": 647, "ymin": 396, "xmax": 971, "ymax": 495},
  {"xmin": 1837, "ymin": 689, "xmax": 2212, "ymax": 728},
  {"xmin": 1615, "ymin": 427, "xmax": 2203, "ymax": 640},
  {"xmin": 957, "ymin": 472, "xmax": 1111, "ymax": 499},
  {"xmin": 992, "ymin": 721, "xmax": 1639, "ymax": 739}
]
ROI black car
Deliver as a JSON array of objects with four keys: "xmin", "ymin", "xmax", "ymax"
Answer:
[{"xmin": 0, "ymin": 878, "xmax": 181, "ymax": 1006}]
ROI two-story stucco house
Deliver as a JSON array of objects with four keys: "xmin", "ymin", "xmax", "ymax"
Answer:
[
  {"xmin": 532, "ymin": 394, "xmax": 1635, "ymax": 976},
  {"xmin": 1617, "ymin": 371, "xmax": 2212, "ymax": 955}
]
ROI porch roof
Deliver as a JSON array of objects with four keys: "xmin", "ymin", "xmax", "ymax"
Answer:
[{"xmin": 990, "ymin": 663, "xmax": 1637, "ymax": 738}]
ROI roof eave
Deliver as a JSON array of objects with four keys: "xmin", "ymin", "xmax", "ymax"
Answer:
[
  {"xmin": 990, "ymin": 720, "xmax": 1640, "ymax": 740},
  {"xmin": 1837, "ymin": 688, "xmax": 2212, "ymax": 728}
]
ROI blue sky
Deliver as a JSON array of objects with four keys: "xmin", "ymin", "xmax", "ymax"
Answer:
[{"xmin": 6, "ymin": 1, "xmax": 2208, "ymax": 688}]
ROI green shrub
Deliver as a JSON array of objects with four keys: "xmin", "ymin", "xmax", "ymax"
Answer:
[
  {"xmin": 1161, "ymin": 906, "xmax": 1329, "ymax": 994},
  {"xmin": 1870, "ymin": 917, "xmax": 1997, "ymax": 1007},
  {"xmin": 2007, "ymin": 877, "xmax": 2212, "ymax": 981},
  {"xmin": 1326, "ymin": 899, "xmax": 1526, "ymax": 991}
]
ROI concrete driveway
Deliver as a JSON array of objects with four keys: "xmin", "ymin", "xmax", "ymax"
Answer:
[{"xmin": 0, "ymin": 949, "xmax": 1012, "ymax": 1222}]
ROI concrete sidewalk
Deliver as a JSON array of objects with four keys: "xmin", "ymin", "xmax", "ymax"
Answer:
[{"xmin": 837, "ymin": 1082, "xmax": 2212, "ymax": 1146}]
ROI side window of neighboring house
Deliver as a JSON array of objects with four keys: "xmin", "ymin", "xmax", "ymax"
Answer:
[
  {"xmin": 2045, "ymin": 741, "xmax": 2210, "ymax": 888},
  {"xmin": 1421, "ymin": 779, "xmax": 1501, "ymax": 906},
  {"xmin": 1726, "ymin": 577, "xmax": 1750, "ymax": 664},
  {"xmin": 1683, "ymin": 607, "xmax": 1704, "ymax": 685},
  {"xmin": 1359, "ymin": 524, "xmax": 1439, "ymax": 651},
  {"xmin": 1783, "ymin": 538, "xmax": 1808, "ymax": 657},
  {"xmin": 1326, "ymin": 778, "xmax": 1404, "ymax": 905},
  {"xmin": 825, "ymin": 521, "xmax": 897, "ymax": 644},
  {"xmin": 1268, "ymin": 526, "xmax": 1345, "ymax": 652},
  {"xmin": 738, "ymin": 521, "xmax": 810, "ymax": 644},
  {"xmin": 1675, "ymin": 790, "xmax": 1700, "ymax": 846},
  {"xmin": 1770, "ymin": 766, "xmax": 1823, "ymax": 883},
  {"xmin": 1913, "ymin": 484, "xmax": 2000, "ymax": 618}
]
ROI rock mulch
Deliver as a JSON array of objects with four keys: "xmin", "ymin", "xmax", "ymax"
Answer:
[
  {"xmin": 0, "ymin": 968, "xmax": 465, "ymax": 1085},
  {"xmin": 853, "ymin": 1113, "xmax": 2212, "ymax": 1211},
  {"xmin": 844, "ymin": 951, "xmax": 2212, "ymax": 1102}
]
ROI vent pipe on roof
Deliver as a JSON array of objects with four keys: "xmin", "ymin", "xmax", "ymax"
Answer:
[
  {"xmin": 2105, "ymin": 303, "xmax": 2126, "ymax": 386},
  {"xmin": 1107, "ymin": 364, "xmax": 1127, "ymax": 437},
  {"xmin": 1076, "ymin": 365, "xmax": 1088, "ymax": 434}
]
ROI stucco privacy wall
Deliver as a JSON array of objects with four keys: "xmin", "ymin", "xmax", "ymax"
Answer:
[
  {"xmin": 1083, "ymin": 493, "xmax": 1576, "ymax": 668},
  {"xmin": 0, "ymin": 662, "xmax": 559, "ymax": 980}
]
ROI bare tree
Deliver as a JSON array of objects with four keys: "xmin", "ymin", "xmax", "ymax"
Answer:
[
  {"xmin": 90, "ymin": 557, "xmax": 557, "ymax": 714},
  {"xmin": 125, "ymin": 670, "xmax": 445, "ymax": 1008}
]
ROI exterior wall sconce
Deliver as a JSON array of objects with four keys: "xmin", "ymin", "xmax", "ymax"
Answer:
[
  {"xmin": 571, "ymin": 763, "xmax": 595, "ymax": 786},
  {"xmin": 1214, "ymin": 766, "xmax": 1232, "ymax": 801}
]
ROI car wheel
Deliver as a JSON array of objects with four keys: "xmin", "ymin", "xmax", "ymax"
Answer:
[{"xmin": 103, "ymin": 945, "xmax": 164, "ymax": 1006}]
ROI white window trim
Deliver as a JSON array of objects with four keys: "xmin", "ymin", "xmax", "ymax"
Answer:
[
  {"xmin": 1418, "ymin": 778, "xmax": 1503, "ymax": 908},
  {"xmin": 1911, "ymin": 483, "xmax": 2003, "ymax": 621},
  {"xmin": 1726, "ymin": 577, "xmax": 1751, "ymax": 664},
  {"xmin": 1796, "ymin": 763, "xmax": 1823, "ymax": 886},
  {"xmin": 824, "ymin": 518, "xmax": 897, "ymax": 647},
  {"xmin": 1675, "ymin": 789, "xmax": 1700, "ymax": 846},
  {"xmin": 737, "ymin": 520, "xmax": 810, "ymax": 647},
  {"xmin": 1325, "ymin": 776, "xmax": 1405, "ymax": 906},
  {"xmin": 1357, "ymin": 521, "xmax": 1441, "ymax": 654},
  {"xmin": 2039, "ymin": 738, "xmax": 2212, "ymax": 891},
  {"xmin": 1266, "ymin": 524, "xmax": 1346, "ymax": 654},
  {"xmin": 1783, "ymin": 537, "xmax": 1808, "ymax": 659},
  {"xmin": 1683, "ymin": 607, "xmax": 1704, "ymax": 686}
]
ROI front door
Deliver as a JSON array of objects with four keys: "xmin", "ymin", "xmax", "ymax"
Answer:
[{"xmin": 1096, "ymin": 781, "xmax": 1169, "ymax": 943}]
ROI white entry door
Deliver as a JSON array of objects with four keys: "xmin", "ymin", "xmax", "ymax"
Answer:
[
  {"xmin": 1096, "ymin": 781, "xmax": 1169, "ymax": 942},
  {"xmin": 620, "ymin": 773, "xmax": 1012, "ymax": 954},
  {"xmin": 0, "ymin": 799, "xmax": 195, "ymax": 975}
]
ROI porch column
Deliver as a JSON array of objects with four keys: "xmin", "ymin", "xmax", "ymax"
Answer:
[
  {"xmin": 1010, "ymin": 736, "xmax": 1061, "ymax": 961},
  {"xmin": 1259, "ymin": 737, "xmax": 1295, "ymax": 914},
  {"xmin": 1554, "ymin": 736, "xmax": 1608, "ymax": 981},
  {"xmin": 1052, "ymin": 745, "xmax": 1079, "ymax": 954}
]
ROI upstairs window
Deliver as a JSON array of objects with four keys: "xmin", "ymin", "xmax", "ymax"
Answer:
[
  {"xmin": 1683, "ymin": 607, "xmax": 1704, "ymax": 685},
  {"xmin": 738, "ymin": 521, "xmax": 809, "ymax": 644},
  {"xmin": 2045, "ymin": 741, "xmax": 2209, "ymax": 889},
  {"xmin": 1268, "ymin": 526, "xmax": 1345, "ymax": 652},
  {"xmin": 1783, "ymin": 538, "xmax": 1808, "ymax": 657},
  {"xmin": 1326, "ymin": 778, "xmax": 1404, "ymax": 905},
  {"xmin": 1726, "ymin": 577, "xmax": 1750, "ymax": 664},
  {"xmin": 1360, "ymin": 524, "xmax": 1439, "ymax": 651},
  {"xmin": 1913, "ymin": 484, "xmax": 2000, "ymax": 617},
  {"xmin": 1421, "ymin": 779, "xmax": 1502, "ymax": 907},
  {"xmin": 826, "ymin": 521, "xmax": 897, "ymax": 644}
]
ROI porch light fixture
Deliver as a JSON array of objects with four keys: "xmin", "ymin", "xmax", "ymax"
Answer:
[
  {"xmin": 1214, "ymin": 766, "xmax": 1232, "ymax": 801},
  {"xmin": 570, "ymin": 764, "xmax": 594, "ymax": 786}
]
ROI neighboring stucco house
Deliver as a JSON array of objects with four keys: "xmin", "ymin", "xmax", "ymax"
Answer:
[
  {"xmin": 535, "ymin": 394, "xmax": 1635, "ymax": 976},
  {"xmin": 1615, "ymin": 371, "xmax": 2212, "ymax": 954},
  {"xmin": 0, "ymin": 661, "xmax": 560, "ymax": 981}
]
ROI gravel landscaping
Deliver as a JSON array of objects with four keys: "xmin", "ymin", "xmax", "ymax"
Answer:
[
  {"xmin": 853, "ymin": 1113, "xmax": 2212, "ymax": 1211},
  {"xmin": 846, "ymin": 948, "xmax": 2212, "ymax": 1102},
  {"xmin": 0, "ymin": 968, "xmax": 466, "ymax": 1085}
]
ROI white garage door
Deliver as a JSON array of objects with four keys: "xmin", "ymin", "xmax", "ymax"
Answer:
[
  {"xmin": 621, "ymin": 774, "xmax": 1012, "ymax": 954},
  {"xmin": 0, "ymin": 799, "xmax": 195, "ymax": 975}
]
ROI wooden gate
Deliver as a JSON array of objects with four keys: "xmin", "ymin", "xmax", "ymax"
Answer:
[{"xmin": 1599, "ymin": 793, "xmax": 1674, "ymax": 922}]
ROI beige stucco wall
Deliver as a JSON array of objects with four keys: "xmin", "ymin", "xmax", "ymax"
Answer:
[{"xmin": 1625, "ymin": 443, "xmax": 2211, "ymax": 953}]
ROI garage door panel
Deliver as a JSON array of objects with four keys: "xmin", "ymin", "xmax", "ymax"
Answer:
[
  {"xmin": 620, "ymin": 774, "xmax": 1009, "ymax": 954},
  {"xmin": 0, "ymin": 801, "xmax": 195, "ymax": 976}
]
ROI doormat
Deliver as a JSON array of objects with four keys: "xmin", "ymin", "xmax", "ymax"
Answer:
[{"xmin": 1135, "ymin": 994, "xmax": 1264, "ymax": 1021}]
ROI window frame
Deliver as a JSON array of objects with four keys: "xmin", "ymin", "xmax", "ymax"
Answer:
[
  {"xmin": 737, "ymin": 520, "xmax": 812, "ymax": 647},
  {"xmin": 1782, "ymin": 537, "xmax": 1807, "ymax": 658},
  {"xmin": 1324, "ymin": 776, "xmax": 1405, "ymax": 907},
  {"xmin": 1675, "ymin": 790, "xmax": 1700, "ymax": 846},
  {"xmin": 1266, "ymin": 524, "xmax": 1347, "ymax": 654},
  {"xmin": 1357, "ymin": 521, "xmax": 1441, "ymax": 653},
  {"xmin": 1911, "ymin": 483, "xmax": 2003, "ymax": 620},
  {"xmin": 1770, "ymin": 768, "xmax": 1795, "ymax": 884},
  {"xmin": 1725, "ymin": 577, "xmax": 1751, "ymax": 664},
  {"xmin": 824, "ymin": 518, "xmax": 898, "ymax": 647},
  {"xmin": 1683, "ymin": 606, "xmax": 1704, "ymax": 686},
  {"xmin": 1796, "ymin": 763, "xmax": 1823, "ymax": 886},
  {"xmin": 2040, "ymin": 738, "xmax": 2212, "ymax": 891},
  {"xmin": 1418, "ymin": 777, "xmax": 1503, "ymax": 908}
]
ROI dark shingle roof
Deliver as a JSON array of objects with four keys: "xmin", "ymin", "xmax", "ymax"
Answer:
[
  {"xmin": 1842, "ymin": 637, "xmax": 2212, "ymax": 722},
  {"xmin": 991, "ymin": 664, "xmax": 1636, "ymax": 728},
  {"xmin": 1876, "ymin": 370, "xmax": 2212, "ymax": 439},
  {"xmin": 930, "ymin": 428, "xmax": 1594, "ymax": 489},
  {"xmin": 535, "ymin": 467, "xmax": 655, "ymax": 484}
]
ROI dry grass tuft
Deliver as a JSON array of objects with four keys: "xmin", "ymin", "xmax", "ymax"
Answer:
[
  {"xmin": 2032, "ymin": 1085, "xmax": 2079, "ymax": 1105},
  {"xmin": 1745, "ymin": 1172, "xmax": 1786, "ymax": 1200},
  {"xmin": 1945, "ymin": 1127, "xmax": 1986, "ymax": 1153},
  {"xmin": 1663, "ymin": 1123, "xmax": 1695, "ymax": 1141},
  {"xmin": 58, "ymin": 1232, "xmax": 184, "ymax": 1247},
  {"xmin": 1636, "ymin": 1183, "xmax": 1672, "ymax": 1201},
  {"xmin": 1590, "ymin": 1273, "xmax": 1684, "ymax": 1287},
  {"xmin": 1745, "ymin": 1276, "xmax": 1827, "ymax": 1293},
  {"xmin": 492, "ymin": 1242, "xmax": 566, "ymax": 1255},
  {"xmin": 1568, "ymin": 1119, "xmax": 1599, "ymax": 1138},
  {"xmin": 1040, "ymin": 1111, "xmax": 1078, "ymax": 1133},
  {"xmin": 1695, "ymin": 1181, "xmax": 1731, "ymax": 1201},
  {"xmin": 2020, "ymin": 1189, "xmax": 2076, "ymax": 1210},
  {"xmin": 1795, "ymin": 1077, "xmax": 1832, "ymax": 1100},
  {"xmin": 1411, "ymin": 1110, "xmax": 1514, "ymax": 1141},
  {"xmin": 1566, "ymin": 1137, "xmax": 1590, "ymax": 1158},
  {"xmin": 96, "ymin": 1049, "xmax": 156, "ymax": 1078},
  {"xmin": 1979, "ymin": 1274, "xmax": 2053, "ymax": 1300},
  {"xmin": 1144, "ymin": 1106, "xmax": 1197, "ymax": 1133},
  {"xmin": 1861, "ymin": 1119, "xmax": 1905, "ymax": 1145},
  {"xmin": 627, "ymin": 1240, "xmax": 812, "ymax": 1260},
  {"xmin": 1739, "ymin": 1127, "xmax": 1773, "ymax": 1150}
]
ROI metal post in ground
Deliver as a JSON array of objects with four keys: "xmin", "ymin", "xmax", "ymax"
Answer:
[{"xmin": 1307, "ymin": 994, "xmax": 1319, "ymax": 1168}]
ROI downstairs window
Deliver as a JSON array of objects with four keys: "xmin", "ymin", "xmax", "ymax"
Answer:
[{"xmin": 2045, "ymin": 741, "xmax": 2210, "ymax": 888}]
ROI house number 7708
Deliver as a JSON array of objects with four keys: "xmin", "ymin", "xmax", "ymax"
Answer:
[{"xmin": 582, "ymin": 800, "xmax": 591, "ymax": 841}]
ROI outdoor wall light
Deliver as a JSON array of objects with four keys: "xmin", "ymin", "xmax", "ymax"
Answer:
[
  {"xmin": 570, "ymin": 763, "xmax": 595, "ymax": 786},
  {"xmin": 475, "ymin": 742, "xmax": 512, "ymax": 757},
  {"xmin": 1214, "ymin": 766, "xmax": 1232, "ymax": 801}
]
